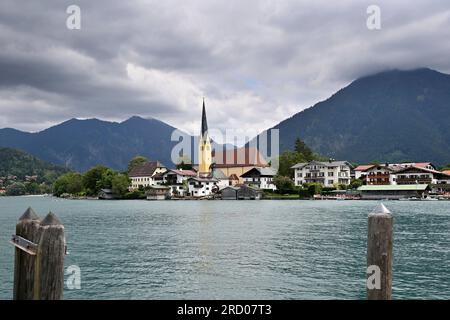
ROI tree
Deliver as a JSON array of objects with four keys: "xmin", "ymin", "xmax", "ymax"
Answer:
[
  {"xmin": 111, "ymin": 174, "xmax": 130, "ymax": 196},
  {"xmin": 53, "ymin": 172, "xmax": 83, "ymax": 196},
  {"xmin": 128, "ymin": 156, "xmax": 149, "ymax": 173},
  {"xmin": 98, "ymin": 168, "xmax": 116, "ymax": 190},
  {"xmin": 6, "ymin": 182, "xmax": 26, "ymax": 196},
  {"xmin": 295, "ymin": 138, "xmax": 314, "ymax": 161},
  {"xmin": 277, "ymin": 151, "xmax": 307, "ymax": 178},
  {"xmin": 305, "ymin": 182, "xmax": 322, "ymax": 196},
  {"xmin": 350, "ymin": 178, "xmax": 364, "ymax": 189},
  {"xmin": 83, "ymin": 165, "xmax": 108, "ymax": 195},
  {"xmin": 25, "ymin": 182, "xmax": 40, "ymax": 195},
  {"xmin": 273, "ymin": 175, "xmax": 295, "ymax": 194}
]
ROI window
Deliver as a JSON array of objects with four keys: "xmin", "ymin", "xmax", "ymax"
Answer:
[
  {"xmin": 328, "ymin": 172, "xmax": 334, "ymax": 177},
  {"xmin": 328, "ymin": 180, "xmax": 334, "ymax": 185},
  {"xmin": 297, "ymin": 172, "xmax": 302, "ymax": 177}
]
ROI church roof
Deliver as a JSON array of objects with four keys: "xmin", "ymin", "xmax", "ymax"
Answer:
[
  {"xmin": 212, "ymin": 147, "xmax": 268, "ymax": 168},
  {"xmin": 201, "ymin": 98, "xmax": 208, "ymax": 136}
]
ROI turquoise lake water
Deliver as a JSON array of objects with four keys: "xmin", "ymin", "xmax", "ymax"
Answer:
[{"xmin": 0, "ymin": 196, "xmax": 449, "ymax": 299}]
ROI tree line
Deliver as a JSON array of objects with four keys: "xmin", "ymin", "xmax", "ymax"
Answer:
[{"xmin": 52, "ymin": 156, "xmax": 151, "ymax": 199}]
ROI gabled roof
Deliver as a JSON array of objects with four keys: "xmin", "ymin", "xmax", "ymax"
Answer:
[
  {"xmin": 128, "ymin": 161, "xmax": 165, "ymax": 177},
  {"xmin": 212, "ymin": 147, "xmax": 268, "ymax": 168},
  {"xmin": 165, "ymin": 169, "xmax": 197, "ymax": 176},
  {"xmin": 187, "ymin": 177, "xmax": 219, "ymax": 183},
  {"xmin": 365, "ymin": 164, "xmax": 399, "ymax": 172},
  {"xmin": 291, "ymin": 163, "xmax": 307, "ymax": 169},
  {"xmin": 355, "ymin": 165, "xmax": 375, "ymax": 172},
  {"xmin": 394, "ymin": 166, "xmax": 450, "ymax": 179},
  {"xmin": 291, "ymin": 160, "xmax": 353, "ymax": 169},
  {"xmin": 443, "ymin": 170, "xmax": 450, "ymax": 175},
  {"xmin": 241, "ymin": 167, "xmax": 277, "ymax": 178}
]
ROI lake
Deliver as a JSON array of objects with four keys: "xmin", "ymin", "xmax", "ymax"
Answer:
[{"xmin": 0, "ymin": 196, "xmax": 449, "ymax": 300}]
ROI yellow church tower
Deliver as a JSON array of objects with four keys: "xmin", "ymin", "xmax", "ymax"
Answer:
[{"xmin": 198, "ymin": 98, "xmax": 212, "ymax": 177}]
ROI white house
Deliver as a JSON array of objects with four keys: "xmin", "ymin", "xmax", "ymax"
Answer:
[
  {"xmin": 187, "ymin": 177, "xmax": 219, "ymax": 198},
  {"xmin": 129, "ymin": 161, "xmax": 167, "ymax": 190},
  {"xmin": 354, "ymin": 165, "xmax": 375, "ymax": 180},
  {"xmin": 292, "ymin": 160, "xmax": 353, "ymax": 187},
  {"xmin": 160, "ymin": 169, "xmax": 197, "ymax": 197},
  {"xmin": 363, "ymin": 164, "xmax": 399, "ymax": 185},
  {"xmin": 240, "ymin": 167, "xmax": 277, "ymax": 190},
  {"xmin": 392, "ymin": 166, "xmax": 450, "ymax": 185}
]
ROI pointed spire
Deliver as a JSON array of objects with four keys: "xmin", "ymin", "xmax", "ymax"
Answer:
[
  {"xmin": 19, "ymin": 207, "xmax": 40, "ymax": 221},
  {"xmin": 201, "ymin": 98, "xmax": 208, "ymax": 137}
]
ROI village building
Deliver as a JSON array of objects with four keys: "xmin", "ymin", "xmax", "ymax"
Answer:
[
  {"xmin": 128, "ymin": 161, "xmax": 167, "ymax": 190},
  {"xmin": 228, "ymin": 174, "xmax": 240, "ymax": 186},
  {"xmin": 187, "ymin": 177, "xmax": 219, "ymax": 197},
  {"xmin": 220, "ymin": 186, "xmax": 240, "ymax": 200},
  {"xmin": 292, "ymin": 160, "xmax": 353, "ymax": 187},
  {"xmin": 393, "ymin": 166, "xmax": 447, "ymax": 185},
  {"xmin": 146, "ymin": 185, "xmax": 171, "ymax": 200},
  {"xmin": 392, "ymin": 166, "xmax": 450, "ymax": 193},
  {"xmin": 354, "ymin": 165, "xmax": 375, "ymax": 180},
  {"xmin": 212, "ymin": 147, "xmax": 269, "ymax": 184},
  {"xmin": 219, "ymin": 184, "xmax": 262, "ymax": 200},
  {"xmin": 212, "ymin": 168, "xmax": 232, "ymax": 189},
  {"xmin": 355, "ymin": 162, "xmax": 437, "ymax": 183},
  {"xmin": 363, "ymin": 164, "xmax": 400, "ymax": 185},
  {"xmin": 358, "ymin": 184, "xmax": 430, "ymax": 200},
  {"xmin": 159, "ymin": 169, "xmax": 197, "ymax": 197},
  {"xmin": 98, "ymin": 188, "xmax": 116, "ymax": 200},
  {"xmin": 236, "ymin": 184, "xmax": 262, "ymax": 200},
  {"xmin": 240, "ymin": 167, "xmax": 277, "ymax": 190}
]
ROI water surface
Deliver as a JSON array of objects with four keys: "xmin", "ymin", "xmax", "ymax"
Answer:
[{"xmin": 0, "ymin": 197, "xmax": 448, "ymax": 299}]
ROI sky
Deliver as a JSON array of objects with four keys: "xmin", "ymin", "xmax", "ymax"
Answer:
[{"xmin": 1, "ymin": 0, "xmax": 450, "ymax": 140}]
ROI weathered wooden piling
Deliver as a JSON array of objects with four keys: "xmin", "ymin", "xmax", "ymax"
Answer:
[
  {"xmin": 366, "ymin": 203, "xmax": 393, "ymax": 300},
  {"xmin": 13, "ymin": 207, "xmax": 41, "ymax": 300},
  {"xmin": 11, "ymin": 208, "xmax": 65, "ymax": 300},
  {"xmin": 33, "ymin": 212, "xmax": 66, "ymax": 300}
]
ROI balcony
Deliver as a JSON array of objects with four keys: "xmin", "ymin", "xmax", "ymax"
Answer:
[
  {"xmin": 396, "ymin": 177, "xmax": 432, "ymax": 184},
  {"xmin": 367, "ymin": 173, "xmax": 390, "ymax": 179}
]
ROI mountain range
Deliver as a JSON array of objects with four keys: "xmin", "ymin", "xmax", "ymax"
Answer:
[
  {"xmin": 0, "ymin": 116, "xmax": 183, "ymax": 172},
  {"xmin": 253, "ymin": 68, "xmax": 450, "ymax": 166},
  {"xmin": 0, "ymin": 68, "xmax": 449, "ymax": 171}
]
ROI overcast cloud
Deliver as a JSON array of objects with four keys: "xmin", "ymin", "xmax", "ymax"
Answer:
[{"xmin": 1, "ymin": 0, "xmax": 450, "ymax": 139}]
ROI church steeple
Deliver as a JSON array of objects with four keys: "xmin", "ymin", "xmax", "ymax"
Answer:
[
  {"xmin": 201, "ymin": 97, "xmax": 208, "ymax": 137},
  {"xmin": 198, "ymin": 98, "xmax": 212, "ymax": 177}
]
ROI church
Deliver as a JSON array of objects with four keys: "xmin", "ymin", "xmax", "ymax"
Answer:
[
  {"xmin": 187, "ymin": 99, "xmax": 273, "ymax": 198},
  {"xmin": 186, "ymin": 99, "xmax": 220, "ymax": 197}
]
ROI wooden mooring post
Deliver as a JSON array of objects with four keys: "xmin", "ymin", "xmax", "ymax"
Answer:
[
  {"xmin": 11, "ymin": 208, "xmax": 65, "ymax": 300},
  {"xmin": 366, "ymin": 203, "xmax": 393, "ymax": 300}
]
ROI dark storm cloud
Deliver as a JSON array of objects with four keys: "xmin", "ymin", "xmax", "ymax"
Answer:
[{"xmin": 0, "ymin": 0, "xmax": 450, "ymax": 135}]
